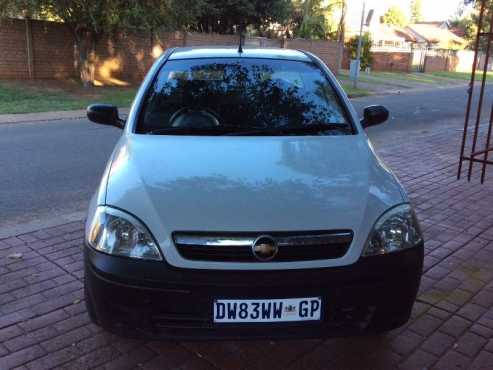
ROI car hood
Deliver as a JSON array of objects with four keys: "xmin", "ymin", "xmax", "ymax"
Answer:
[{"xmin": 104, "ymin": 134, "xmax": 405, "ymax": 268}]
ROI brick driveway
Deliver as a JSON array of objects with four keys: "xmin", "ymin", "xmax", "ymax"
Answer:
[{"xmin": 2, "ymin": 128, "xmax": 493, "ymax": 370}]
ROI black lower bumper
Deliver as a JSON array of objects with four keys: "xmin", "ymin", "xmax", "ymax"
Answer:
[{"xmin": 84, "ymin": 243, "xmax": 423, "ymax": 340}]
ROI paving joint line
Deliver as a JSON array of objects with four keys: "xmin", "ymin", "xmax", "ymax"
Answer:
[
  {"xmin": 413, "ymin": 298, "xmax": 493, "ymax": 340},
  {"xmin": 422, "ymin": 231, "xmax": 483, "ymax": 275},
  {"xmin": 283, "ymin": 339, "xmax": 326, "ymax": 369},
  {"xmin": 25, "ymin": 237, "xmax": 84, "ymax": 283},
  {"xmin": 400, "ymin": 298, "xmax": 478, "ymax": 367},
  {"xmin": 178, "ymin": 343, "xmax": 223, "ymax": 370}
]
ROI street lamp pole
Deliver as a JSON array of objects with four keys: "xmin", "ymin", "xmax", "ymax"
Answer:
[{"xmin": 353, "ymin": 1, "xmax": 366, "ymax": 88}]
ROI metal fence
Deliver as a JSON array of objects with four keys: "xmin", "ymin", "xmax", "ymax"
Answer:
[{"xmin": 458, "ymin": 0, "xmax": 493, "ymax": 183}]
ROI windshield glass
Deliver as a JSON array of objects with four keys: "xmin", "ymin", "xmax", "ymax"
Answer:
[{"xmin": 137, "ymin": 58, "xmax": 352, "ymax": 135}]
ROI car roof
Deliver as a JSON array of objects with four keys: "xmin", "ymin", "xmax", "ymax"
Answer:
[{"xmin": 168, "ymin": 47, "xmax": 312, "ymax": 62}]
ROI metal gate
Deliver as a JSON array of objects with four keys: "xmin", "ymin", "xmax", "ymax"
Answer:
[
  {"xmin": 410, "ymin": 46, "xmax": 427, "ymax": 73},
  {"xmin": 458, "ymin": 0, "xmax": 493, "ymax": 183}
]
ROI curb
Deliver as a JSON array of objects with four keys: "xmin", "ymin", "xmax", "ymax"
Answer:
[
  {"xmin": 0, "ymin": 110, "xmax": 87, "ymax": 125},
  {"xmin": 0, "ymin": 211, "xmax": 86, "ymax": 239},
  {"xmin": 0, "ymin": 107, "xmax": 130, "ymax": 125},
  {"xmin": 350, "ymin": 83, "xmax": 469, "ymax": 100}
]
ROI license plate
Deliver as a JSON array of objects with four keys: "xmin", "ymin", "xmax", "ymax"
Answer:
[{"xmin": 213, "ymin": 297, "xmax": 322, "ymax": 323}]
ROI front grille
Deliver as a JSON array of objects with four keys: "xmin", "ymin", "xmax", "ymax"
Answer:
[{"xmin": 173, "ymin": 230, "xmax": 353, "ymax": 262}]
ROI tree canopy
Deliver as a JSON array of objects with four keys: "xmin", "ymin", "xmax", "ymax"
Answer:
[
  {"xmin": 382, "ymin": 6, "xmax": 408, "ymax": 27},
  {"xmin": 190, "ymin": 0, "xmax": 292, "ymax": 34},
  {"xmin": 1, "ymin": 0, "xmax": 347, "ymax": 38},
  {"xmin": 449, "ymin": 0, "xmax": 493, "ymax": 50}
]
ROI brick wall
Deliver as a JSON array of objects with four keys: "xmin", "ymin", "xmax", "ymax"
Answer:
[
  {"xmin": 341, "ymin": 49, "xmax": 476, "ymax": 74},
  {"xmin": 371, "ymin": 51, "xmax": 411, "ymax": 72},
  {"xmin": 423, "ymin": 50, "xmax": 481, "ymax": 74},
  {"xmin": 284, "ymin": 39, "xmax": 340, "ymax": 72},
  {"xmin": 0, "ymin": 19, "xmax": 29, "ymax": 79},
  {"xmin": 93, "ymin": 30, "xmax": 185, "ymax": 85},
  {"xmin": 341, "ymin": 49, "xmax": 411, "ymax": 73},
  {"xmin": 185, "ymin": 32, "xmax": 238, "ymax": 46},
  {"xmin": 0, "ymin": 18, "xmax": 342, "ymax": 84},
  {"xmin": 31, "ymin": 20, "xmax": 75, "ymax": 79},
  {"xmin": 423, "ymin": 55, "xmax": 448, "ymax": 73}
]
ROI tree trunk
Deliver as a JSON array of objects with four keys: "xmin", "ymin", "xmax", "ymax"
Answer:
[{"xmin": 73, "ymin": 29, "xmax": 95, "ymax": 87}]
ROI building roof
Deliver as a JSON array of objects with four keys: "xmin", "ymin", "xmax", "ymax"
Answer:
[
  {"xmin": 169, "ymin": 48, "xmax": 311, "ymax": 62},
  {"xmin": 370, "ymin": 24, "xmax": 416, "ymax": 43},
  {"xmin": 406, "ymin": 23, "xmax": 466, "ymax": 48},
  {"xmin": 411, "ymin": 21, "xmax": 448, "ymax": 28},
  {"xmin": 450, "ymin": 26, "xmax": 467, "ymax": 38}
]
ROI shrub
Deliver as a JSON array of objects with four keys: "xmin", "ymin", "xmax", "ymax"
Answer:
[{"xmin": 346, "ymin": 32, "xmax": 373, "ymax": 70}]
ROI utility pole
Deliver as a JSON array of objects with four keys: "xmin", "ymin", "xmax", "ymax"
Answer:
[
  {"xmin": 353, "ymin": 1, "xmax": 366, "ymax": 88},
  {"xmin": 336, "ymin": 0, "xmax": 347, "ymax": 74}
]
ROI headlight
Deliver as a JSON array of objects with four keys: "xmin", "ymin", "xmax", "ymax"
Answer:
[
  {"xmin": 362, "ymin": 204, "xmax": 423, "ymax": 257},
  {"xmin": 86, "ymin": 206, "xmax": 162, "ymax": 261}
]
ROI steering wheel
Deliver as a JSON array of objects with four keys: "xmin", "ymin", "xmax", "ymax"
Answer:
[{"xmin": 169, "ymin": 107, "xmax": 221, "ymax": 128}]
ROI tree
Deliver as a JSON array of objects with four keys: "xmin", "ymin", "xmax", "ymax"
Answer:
[
  {"xmin": 336, "ymin": 0, "xmax": 346, "ymax": 42},
  {"xmin": 297, "ymin": 0, "xmax": 328, "ymax": 39},
  {"xmin": 346, "ymin": 32, "xmax": 373, "ymax": 70},
  {"xmin": 449, "ymin": 15, "xmax": 477, "ymax": 48},
  {"xmin": 459, "ymin": 0, "xmax": 493, "ymax": 50},
  {"xmin": 287, "ymin": 0, "xmax": 344, "ymax": 40},
  {"xmin": 382, "ymin": 6, "xmax": 408, "ymax": 27},
  {"xmin": 410, "ymin": 0, "xmax": 423, "ymax": 23},
  {"xmin": 190, "ymin": 0, "xmax": 291, "ymax": 34}
]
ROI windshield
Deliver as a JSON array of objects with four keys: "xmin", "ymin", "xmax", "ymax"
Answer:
[{"xmin": 137, "ymin": 58, "xmax": 353, "ymax": 136}]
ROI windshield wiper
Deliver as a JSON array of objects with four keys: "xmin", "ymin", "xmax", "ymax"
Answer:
[
  {"xmin": 224, "ymin": 123, "xmax": 351, "ymax": 136},
  {"xmin": 146, "ymin": 124, "xmax": 350, "ymax": 136}
]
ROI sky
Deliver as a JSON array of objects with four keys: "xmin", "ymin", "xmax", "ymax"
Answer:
[
  {"xmin": 346, "ymin": 0, "xmax": 469, "ymax": 26},
  {"xmin": 421, "ymin": 0, "xmax": 465, "ymax": 20}
]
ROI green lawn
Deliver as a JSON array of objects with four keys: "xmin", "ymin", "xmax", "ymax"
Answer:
[
  {"xmin": 365, "ymin": 71, "xmax": 446, "ymax": 85},
  {"xmin": 0, "ymin": 82, "xmax": 137, "ymax": 114},
  {"xmin": 430, "ymin": 71, "xmax": 493, "ymax": 82},
  {"xmin": 339, "ymin": 70, "xmax": 463, "ymax": 86},
  {"xmin": 339, "ymin": 70, "xmax": 493, "ymax": 88},
  {"xmin": 340, "ymin": 82, "xmax": 370, "ymax": 98}
]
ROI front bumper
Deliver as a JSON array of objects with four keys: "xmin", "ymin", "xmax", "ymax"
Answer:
[{"xmin": 84, "ymin": 243, "xmax": 423, "ymax": 340}]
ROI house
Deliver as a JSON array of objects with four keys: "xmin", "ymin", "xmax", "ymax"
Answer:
[
  {"xmin": 406, "ymin": 22, "xmax": 467, "ymax": 49},
  {"xmin": 370, "ymin": 24, "xmax": 416, "ymax": 50},
  {"xmin": 343, "ymin": 0, "xmax": 467, "ymax": 51},
  {"xmin": 344, "ymin": 3, "xmax": 416, "ymax": 50}
]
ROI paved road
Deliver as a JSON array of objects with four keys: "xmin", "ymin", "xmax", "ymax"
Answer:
[
  {"xmin": 359, "ymin": 84, "xmax": 491, "ymax": 143},
  {"xmin": 0, "ymin": 120, "xmax": 120, "ymax": 236},
  {"xmin": 0, "ymin": 85, "xmax": 491, "ymax": 236}
]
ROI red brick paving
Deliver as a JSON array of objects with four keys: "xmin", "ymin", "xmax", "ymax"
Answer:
[{"xmin": 2, "ymin": 128, "xmax": 493, "ymax": 369}]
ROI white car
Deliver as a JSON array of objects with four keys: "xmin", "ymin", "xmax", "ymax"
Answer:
[{"xmin": 84, "ymin": 47, "xmax": 423, "ymax": 340}]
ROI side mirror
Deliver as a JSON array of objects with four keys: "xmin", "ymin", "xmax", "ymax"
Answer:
[
  {"xmin": 361, "ymin": 105, "xmax": 389, "ymax": 129},
  {"xmin": 86, "ymin": 104, "xmax": 124, "ymax": 129}
]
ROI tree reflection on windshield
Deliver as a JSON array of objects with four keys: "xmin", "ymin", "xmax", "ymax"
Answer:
[{"xmin": 140, "ymin": 58, "xmax": 350, "ymax": 134}]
